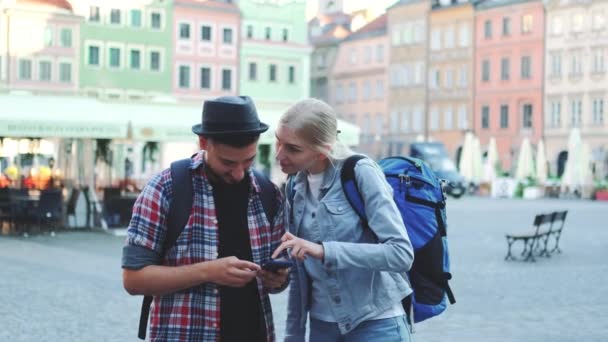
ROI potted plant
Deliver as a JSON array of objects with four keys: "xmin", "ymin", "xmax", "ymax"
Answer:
[
  {"xmin": 522, "ymin": 176, "xmax": 544, "ymax": 199},
  {"xmin": 593, "ymin": 179, "xmax": 608, "ymax": 201}
]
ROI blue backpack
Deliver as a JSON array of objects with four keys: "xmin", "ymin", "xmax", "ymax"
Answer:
[{"xmin": 341, "ymin": 155, "xmax": 456, "ymax": 323}]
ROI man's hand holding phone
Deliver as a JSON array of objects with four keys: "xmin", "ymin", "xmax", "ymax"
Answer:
[{"xmin": 258, "ymin": 259, "xmax": 292, "ymax": 291}]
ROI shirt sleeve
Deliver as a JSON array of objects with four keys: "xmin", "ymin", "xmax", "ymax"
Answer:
[{"xmin": 121, "ymin": 170, "xmax": 171, "ymax": 269}]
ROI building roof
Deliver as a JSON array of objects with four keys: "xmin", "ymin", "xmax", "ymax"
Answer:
[
  {"xmin": 174, "ymin": 0, "xmax": 240, "ymax": 12},
  {"xmin": 474, "ymin": 0, "xmax": 538, "ymax": 10},
  {"xmin": 16, "ymin": 0, "xmax": 73, "ymax": 11},
  {"xmin": 345, "ymin": 13, "xmax": 387, "ymax": 41}
]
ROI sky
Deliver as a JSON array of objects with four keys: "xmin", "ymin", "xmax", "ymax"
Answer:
[{"xmin": 305, "ymin": 0, "xmax": 400, "ymax": 19}]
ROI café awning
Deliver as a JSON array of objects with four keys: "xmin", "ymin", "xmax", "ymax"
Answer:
[{"xmin": 0, "ymin": 93, "xmax": 360, "ymax": 146}]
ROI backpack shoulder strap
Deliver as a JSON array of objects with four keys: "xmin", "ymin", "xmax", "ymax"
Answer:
[
  {"xmin": 340, "ymin": 155, "xmax": 368, "ymax": 224},
  {"xmin": 138, "ymin": 158, "xmax": 193, "ymax": 340},
  {"xmin": 252, "ymin": 169, "xmax": 278, "ymax": 224}
]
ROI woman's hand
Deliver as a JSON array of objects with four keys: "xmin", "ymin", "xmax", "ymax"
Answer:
[{"xmin": 271, "ymin": 232, "xmax": 324, "ymax": 261}]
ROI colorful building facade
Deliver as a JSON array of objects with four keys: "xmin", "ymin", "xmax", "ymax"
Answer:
[
  {"xmin": 387, "ymin": 0, "xmax": 430, "ymax": 156},
  {"xmin": 0, "ymin": 0, "xmax": 82, "ymax": 94},
  {"xmin": 238, "ymin": 0, "xmax": 311, "ymax": 112},
  {"xmin": 474, "ymin": 0, "xmax": 545, "ymax": 171},
  {"xmin": 329, "ymin": 14, "xmax": 389, "ymax": 159},
  {"xmin": 428, "ymin": 0, "xmax": 474, "ymax": 159},
  {"xmin": 74, "ymin": 0, "xmax": 173, "ymax": 101},
  {"xmin": 172, "ymin": 0, "xmax": 240, "ymax": 102},
  {"xmin": 544, "ymin": 0, "xmax": 608, "ymax": 178}
]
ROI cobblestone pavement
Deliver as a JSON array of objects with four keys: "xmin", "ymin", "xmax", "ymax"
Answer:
[{"xmin": 1, "ymin": 198, "xmax": 607, "ymax": 341}]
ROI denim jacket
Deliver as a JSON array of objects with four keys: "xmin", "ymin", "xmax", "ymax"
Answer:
[{"xmin": 284, "ymin": 157, "xmax": 414, "ymax": 342}]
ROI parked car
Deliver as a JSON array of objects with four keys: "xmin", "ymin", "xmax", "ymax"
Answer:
[{"xmin": 409, "ymin": 142, "xmax": 466, "ymax": 198}]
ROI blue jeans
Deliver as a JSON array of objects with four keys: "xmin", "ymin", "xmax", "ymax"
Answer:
[{"xmin": 309, "ymin": 316, "xmax": 411, "ymax": 342}]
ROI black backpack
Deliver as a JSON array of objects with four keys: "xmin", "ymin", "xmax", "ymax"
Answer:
[{"xmin": 137, "ymin": 158, "xmax": 278, "ymax": 340}]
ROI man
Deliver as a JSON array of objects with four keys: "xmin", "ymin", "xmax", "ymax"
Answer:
[{"xmin": 122, "ymin": 96, "xmax": 288, "ymax": 342}]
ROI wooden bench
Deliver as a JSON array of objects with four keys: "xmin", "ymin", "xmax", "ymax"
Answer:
[{"xmin": 504, "ymin": 210, "xmax": 568, "ymax": 262}]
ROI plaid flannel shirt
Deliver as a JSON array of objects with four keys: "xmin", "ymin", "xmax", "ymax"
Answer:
[{"xmin": 126, "ymin": 152, "xmax": 285, "ymax": 341}]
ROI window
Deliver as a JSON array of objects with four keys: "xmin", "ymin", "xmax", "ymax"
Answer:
[
  {"xmin": 179, "ymin": 23, "xmax": 190, "ymax": 39},
  {"xmin": 482, "ymin": 60, "xmax": 490, "ymax": 82},
  {"xmin": 375, "ymin": 115, "xmax": 384, "ymax": 136},
  {"xmin": 60, "ymin": 29, "xmax": 72, "ymax": 47},
  {"xmin": 413, "ymin": 108, "xmax": 423, "ymax": 133},
  {"xmin": 570, "ymin": 99, "xmax": 582, "ymax": 127},
  {"xmin": 459, "ymin": 24, "xmax": 470, "ymax": 47},
  {"xmin": 482, "ymin": 106, "xmax": 490, "ymax": 129},
  {"xmin": 500, "ymin": 105, "xmax": 509, "ymax": 128},
  {"xmin": 445, "ymin": 26, "xmax": 454, "ymax": 48},
  {"xmin": 376, "ymin": 80, "xmax": 384, "ymax": 99},
  {"xmin": 401, "ymin": 110, "xmax": 410, "ymax": 133},
  {"xmin": 201, "ymin": 26, "xmax": 212, "ymax": 41},
  {"xmin": 571, "ymin": 53, "xmax": 583, "ymax": 76},
  {"xmin": 249, "ymin": 62, "xmax": 257, "ymax": 81},
  {"xmin": 150, "ymin": 12, "xmax": 162, "ymax": 29},
  {"xmin": 179, "ymin": 65, "xmax": 190, "ymax": 88},
  {"xmin": 593, "ymin": 98, "xmax": 604, "ymax": 125},
  {"xmin": 593, "ymin": 49, "xmax": 605, "ymax": 73},
  {"xmin": 223, "ymin": 28, "xmax": 233, "ymax": 44},
  {"xmin": 44, "ymin": 27, "xmax": 53, "ymax": 47},
  {"xmin": 430, "ymin": 108, "xmax": 439, "ymax": 131},
  {"xmin": 364, "ymin": 46, "xmax": 372, "ymax": 63},
  {"xmin": 429, "ymin": 69, "xmax": 440, "ymax": 89},
  {"xmin": 390, "ymin": 111, "xmax": 399, "ymax": 133},
  {"xmin": 392, "ymin": 25, "xmax": 401, "ymax": 45},
  {"xmin": 403, "ymin": 22, "xmax": 413, "ymax": 44},
  {"xmin": 350, "ymin": 49, "xmax": 357, "ymax": 64},
  {"xmin": 349, "ymin": 83, "xmax": 357, "ymax": 102},
  {"xmin": 282, "ymin": 28, "xmax": 289, "ymax": 42},
  {"xmin": 550, "ymin": 101, "xmax": 561, "ymax": 127},
  {"xmin": 484, "ymin": 20, "xmax": 492, "ymax": 39},
  {"xmin": 336, "ymin": 84, "xmax": 344, "ymax": 103},
  {"xmin": 269, "ymin": 64, "xmax": 277, "ymax": 82},
  {"xmin": 18, "ymin": 59, "xmax": 32, "ymax": 80},
  {"xmin": 265, "ymin": 27, "xmax": 271, "ymax": 40},
  {"xmin": 501, "ymin": 58, "xmax": 510, "ymax": 80},
  {"xmin": 109, "ymin": 48, "xmax": 121, "ymax": 68},
  {"xmin": 593, "ymin": 12, "xmax": 605, "ymax": 31},
  {"xmin": 521, "ymin": 56, "xmax": 531, "ymax": 79},
  {"xmin": 39, "ymin": 61, "xmax": 51, "ymax": 81},
  {"xmin": 552, "ymin": 16, "xmax": 563, "ymax": 35},
  {"xmin": 200, "ymin": 67, "xmax": 211, "ymax": 89},
  {"xmin": 88, "ymin": 46, "xmax": 100, "ymax": 66},
  {"xmin": 415, "ymin": 63, "xmax": 424, "ymax": 85},
  {"xmin": 431, "ymin": 29, "xmax": 441, "ymax": 50},
  {"xmin": 110, "ymin": 9, "xmax": 121, "ymax": 25},
  {"xmin": 522, "ymin": 14, "xmax": 533, "ymax": 33},
  {"xmin": 363, "ymin": 81, "xmax": 371, "ymax": 101},
  {"xmin": 376, "ymin": 44, "xmax": 384, "ymax": 62},
  {"xmin": 444, "ymin": 108, "xmax": 453, "ymax": 130},
  {"xmin": 445, "ymin": 69, "xmax": 454, "ymax": 88},
  {"xmin": 458, "ymin": 106, "xmax": 468, "ymax": 129},
  {"xmin": 130, "ymin": 50, "xmax": 141, "ymax": 69},
  {"xmin": 551, "ymin": 53, "xmax": 562, "ymax": 77},
  {"xmin": 288, "ymin": 65, "xmax": 295, "ymax": 84},
  {"xmin": 150, "ymin": 51, "xmax": 161, "ymax": 71},
  {"xmin": 89, "ymin": 6, "xmax": 100, "ymax": 22},
  {"xmin": 522, "ymin": 104, "xmax": 533, "ymax": 128},
  {"xmin": 131, "ymin": 10, "xmax": 142, "ymax": 27},
  {"xmin": 572, "ymin": 14, "xmax": 583, "ymax": 33},
  {"xmin": 459, "ymin": 66, "xmax": 468, "ymax": 87},
  {"xmin": 414, "ymin": 22, "xmax": 425, "ymax": 43},
  {"xmin": 503, "ymin": 17, "xmax": 511, "ymax": 35},
  {"xmin": 247, "ymin": 25, "xmax": 253, "ymax": 39},
  {"xmin": 222, "ymin": 69, "xmax": 232, "ymax": 90},
  {"xmin": 59, "ymin": 62, "xmax": 71, "ymax": 83}
]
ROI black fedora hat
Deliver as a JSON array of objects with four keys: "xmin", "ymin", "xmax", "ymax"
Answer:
[{"xmin": 192, "ymin": 96, "xmax": 269, "ymax": 136}]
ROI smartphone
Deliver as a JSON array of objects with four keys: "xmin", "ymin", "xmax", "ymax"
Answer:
[{"xmin": 262, "ymin": 259, "xmax": 293, "ymax": 272}]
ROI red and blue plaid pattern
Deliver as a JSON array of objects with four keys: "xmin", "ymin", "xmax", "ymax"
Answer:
[{"xmin": 126, "ymin": 152, "xmax": 285, "ymax": 341}]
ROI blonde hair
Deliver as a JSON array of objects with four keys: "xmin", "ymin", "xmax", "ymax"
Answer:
[{"xmin": 279, "ymin": 98, "xmax": 355, "ymax": 161}]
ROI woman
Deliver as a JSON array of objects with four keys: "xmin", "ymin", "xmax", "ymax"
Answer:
[{"xmin": 271, "ymin": 98, "xmax": 414, "ymax": 342}]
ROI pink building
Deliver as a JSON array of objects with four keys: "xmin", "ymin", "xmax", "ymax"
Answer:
[
  {"xmin": 172, "ymin": 0, "xmax": 240, "ymax": 102},
  {"xmin": 330, "ymin": 14, "xmax": 389, "ymax": 159},
  {"xmin": 474, "ymin": 0, "xmax": 545, "ymax": 171},
  {"xmin": 1, "ymin": 0, "xmax": 82, "ymax": 94}
]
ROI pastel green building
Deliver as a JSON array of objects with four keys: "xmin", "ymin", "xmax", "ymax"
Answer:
[
  {"xmin": 238, "ymin": 0, "xmax": 311, "ymax": 112},
  {"xmin": 76, "ymin": 0, "xmax": 173, "ymax": 100}
]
